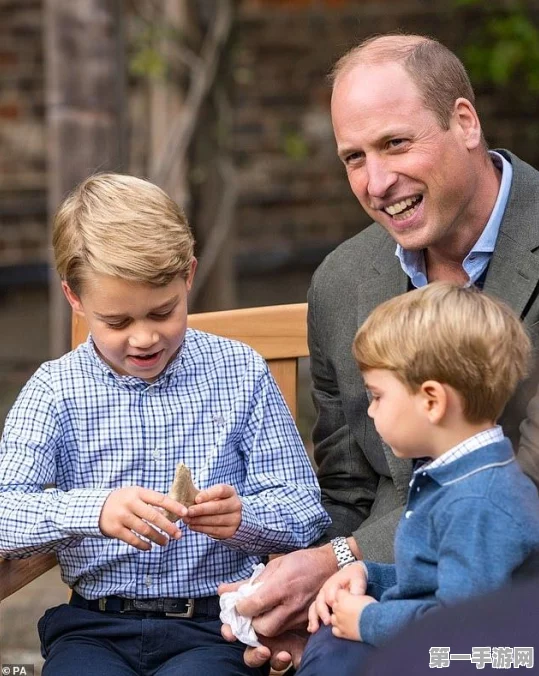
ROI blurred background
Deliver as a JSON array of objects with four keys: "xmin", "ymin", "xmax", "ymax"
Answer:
[{"xmin": 2, "ymin": 0, "xmax": 539, "ymax": 670}]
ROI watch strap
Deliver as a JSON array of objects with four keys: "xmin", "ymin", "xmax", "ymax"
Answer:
[{"xmin": 330, "ymin": 536, "xmax": 357, "ymax": 569}]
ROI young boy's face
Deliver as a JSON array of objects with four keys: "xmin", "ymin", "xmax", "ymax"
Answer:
[
  {"xmin": 364, "ymin": 368, "xmax": 432, "ymax": 459},
  {"xmin": 63, "ymin": 262, "xmax": 196, "ymax": 381}
]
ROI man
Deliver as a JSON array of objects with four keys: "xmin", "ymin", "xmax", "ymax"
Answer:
[{"xmin": 220, "ymin": 33, "xmax": 539, "ymax": 671}]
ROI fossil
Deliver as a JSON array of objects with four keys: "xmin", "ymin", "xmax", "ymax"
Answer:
[{"xmin": 164, "ymin": 462, "xmax": 199, "ymax": 521}]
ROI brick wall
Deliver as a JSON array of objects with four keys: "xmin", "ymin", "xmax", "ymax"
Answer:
[
  {"xmin": 2, "ymin": 0, "xmax": 539, "ymax": 278},
  {"xmin": 232, "ymin": 0, "xmax": 539, "ymax": 268},
  {"xmin": 0, "ymin": 0, "xmax": 46, "ymax": 269}
]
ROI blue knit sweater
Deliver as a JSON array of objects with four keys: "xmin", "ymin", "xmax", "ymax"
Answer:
[{"xmin": 360, "ymin": 438, "xmax": 539, "ymax": 646}]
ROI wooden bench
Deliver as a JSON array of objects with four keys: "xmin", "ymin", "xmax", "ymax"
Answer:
[{"xmin": 0, "ymin": 302, "xmax": 309, "ymax": 602}]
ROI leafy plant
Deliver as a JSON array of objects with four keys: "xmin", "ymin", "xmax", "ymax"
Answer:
[{"xmin": 455, "ymin": 0, "xmax": 539, "ymax": 92}]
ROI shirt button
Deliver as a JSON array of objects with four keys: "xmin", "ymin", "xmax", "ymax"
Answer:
[
  {"xmin": 416, "ymin": 487, "xmax": 421, "ymax": 492},
  {"xmin": 152, "ymin": 449, "xmax": 161, "ymax": 459},
  {"xmin": 405, "ymin": 510, "xmax": 413, "ymax": 519},
  {"xmin": 145, "ymin": 575, "xmax": 152, "ymax": 588}
]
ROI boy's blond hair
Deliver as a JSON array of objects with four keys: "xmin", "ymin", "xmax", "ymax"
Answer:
[
  {"xmin": 353, "ymin": 282, "xmax": 531, "ymax": 423},
  {"xmin": 53, "ymin": 173, "xmax": 195, "ymax": 295}
]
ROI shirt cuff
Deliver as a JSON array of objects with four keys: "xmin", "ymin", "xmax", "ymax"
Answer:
[
  {"xmin": 58, "ymin": 488, "xmax": 113, "ymax": 537},
  {"xmin": 223, "ymin": 501, "xmax": 286, "ymax": 553}
]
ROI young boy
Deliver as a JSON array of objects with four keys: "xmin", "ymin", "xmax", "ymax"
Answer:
[
  {"xmin": 296, "ymin": 282, "xmax": 539, "ymax": 675},
  {"xmin": 0, "ymin": 173, "xmax": 330, "ymax": 676}
]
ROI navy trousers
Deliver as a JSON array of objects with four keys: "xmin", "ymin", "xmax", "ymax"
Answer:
[
  {"xmin": 38, "ymin": 603, "xmax": 270, "ymax": 676},
  {"xmin": 295, "ymin": 625, "xmax": 376, "ymax": 676}
]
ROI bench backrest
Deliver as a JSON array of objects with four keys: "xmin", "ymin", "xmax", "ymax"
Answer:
[{"xmin": 0, "ymin": 303, "xmax": 308, "ymax": 601}]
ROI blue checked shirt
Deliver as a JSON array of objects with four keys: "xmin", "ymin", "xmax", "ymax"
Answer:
[{"xmin": 0, "ymin": 330, "xmax": 330, "ymax": 599}]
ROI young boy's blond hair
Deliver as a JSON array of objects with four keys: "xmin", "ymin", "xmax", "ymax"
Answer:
[
  {"xmin": 53, "ymin": 173, "xmax": 195, "ymax": 295},
  {"xmin": 353, "ymin": 282, "xmax": 531, "ymax": 423}
]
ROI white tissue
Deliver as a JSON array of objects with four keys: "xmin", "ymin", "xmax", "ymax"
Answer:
[{"xmin": 219, "ymin": 563, "xmax": 265, "ymax": 647}]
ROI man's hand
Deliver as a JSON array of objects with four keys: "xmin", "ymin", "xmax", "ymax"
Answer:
[
  {"xmin": 182, "ymin": 484, "xmax": 242, "ymax": 539},
  {"xmin": 99, "ymin": 486, "xmax": 183, "ymax": 550},
  {"xmin": 221, "ymin": 624, "xmax": 307, "ymax": 670},
  {"xmin": 218, "ymin": 544, "xmax": 339, "ymax": 636},
  {"xmin": 331, "ymin": 590, "xmax": 377, "ymax": 641},
  {"xmin": 307, "ymin": 561, "xmax": 368, "ymax": 632}
]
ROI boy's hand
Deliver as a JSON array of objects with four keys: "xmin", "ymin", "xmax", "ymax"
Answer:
[
  {"xmin": 99, "ymin": 486, "xmax": 184, "ymax": 550},
  {"xmin": 307, "ymin": 562, "xmax": 368, "ymax": 633},
  {"xmin": 182, "ymin": 483, "xmax": 242, "ymax": 539},
  {"xmin": 331, "ymin": 590, "xmax": 377, "ymax": 641}
]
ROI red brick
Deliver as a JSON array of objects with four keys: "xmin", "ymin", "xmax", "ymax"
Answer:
[
  {"xmin": 0, "ymin": 103, "xmax": 20, "ymax": 119},
  {"xmin": 0, "ymin": 51, "xmax": 18, "ymax": 66}
]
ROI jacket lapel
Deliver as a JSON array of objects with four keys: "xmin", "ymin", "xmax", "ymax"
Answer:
[
  {"xmin": 356, "ymin": 229, "xmax": 413, "ymax": 501},
  {"xmin": 356, "ymin": 230, "xmax": 409, "ymax": 328},
  {"xmin": 484, "ymin": 151, "xmax": 539, "ymax": 320},
  {"xmin": 483, "ymin": 232, "xmax": 539, "ymax": 320}
]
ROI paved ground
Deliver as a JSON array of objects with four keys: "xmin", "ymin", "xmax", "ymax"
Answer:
[{"xmin": 1, "ymin": 568, "xmax": 66, "ymax": 673}]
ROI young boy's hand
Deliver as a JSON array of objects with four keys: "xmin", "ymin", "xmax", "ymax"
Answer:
[
  {"xmin": 182, "ymin": 483, "xmax": 242, "ymax": 539},
  {"xmin": 307, "ymin": 562, "xmax": 368, "ymax": 632},
  {"xmin": 99, "ymin": 486, "xmax": 184, "ymax": 550},
  {"xmin": 331, "ymin": 590, "xmax": 377, "ymax": 641}
]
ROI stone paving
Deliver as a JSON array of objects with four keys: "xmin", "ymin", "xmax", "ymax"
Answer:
[{"xmin": 1, "ymin": 568, "xmax": 66, "ymax": 674}]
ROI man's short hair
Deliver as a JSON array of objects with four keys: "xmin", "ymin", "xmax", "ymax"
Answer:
[
  {"xmin": 53, "ymin": 173, "xmax": 195, "ymax": 295},
  {"xmin": 330, "ymin": 33, "xmax": 476, "ymax": 132},
  {"xmin": 353, "ymin": 282, "xmax": 531, "ymax": 423}
]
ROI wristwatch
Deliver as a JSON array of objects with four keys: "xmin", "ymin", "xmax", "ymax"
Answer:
[{"xmin": 330, "ymin": 536, "xmax": 357, "ymax": 569}]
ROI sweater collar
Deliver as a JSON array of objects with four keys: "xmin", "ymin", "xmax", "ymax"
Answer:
[{"xmin": 420, "ymin": 438, "xmax": 515, "ymax": 486}]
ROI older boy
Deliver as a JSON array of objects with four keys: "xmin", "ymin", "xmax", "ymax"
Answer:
[
  {"xmin": 298, "ymin": 283, "xmax": 539, "ymax": 675},
  {"xmin": 0, "ymin": 173, "xmax": 330, "ymax": 676}
]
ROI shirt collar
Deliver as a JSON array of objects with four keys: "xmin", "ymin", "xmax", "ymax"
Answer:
[
  {"xmin": 416, "ymin": 425, "xmax": 504, "ymax": 474},
  {"xmin": 395, "ymin": 151, "xmax": 513, "ymax": 288},
  {"xmin": 416, "ymin": 431, "xmax": 514, "ymax": 487}
]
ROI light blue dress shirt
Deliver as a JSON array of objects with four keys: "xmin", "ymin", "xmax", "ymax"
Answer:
[
  {"xmin": 396, "ymin": 151, "xmax": 513, "ymax": 288},
  {"xmin": 0, "ymin": 329, "xmax": 330, "ymax": 599}
]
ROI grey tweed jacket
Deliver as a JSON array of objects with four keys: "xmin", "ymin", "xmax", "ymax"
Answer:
[{"xmin": 308, "ymin": 150, "xmax": 539, "ymax": 563}]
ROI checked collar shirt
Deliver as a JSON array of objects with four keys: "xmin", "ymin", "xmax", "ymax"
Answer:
[{"xmin": 0, "ymin": 329, "xmax": 329, "ymax": 599}]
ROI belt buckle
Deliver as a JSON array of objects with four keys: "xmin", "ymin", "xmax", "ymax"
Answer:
[
  {"xmin": 165, "ymin": 599, "xmax": 194, "ymax": 618},
  {"xmin": 98, "ymin": 598, "xmax": 108, "ymax": 611}
]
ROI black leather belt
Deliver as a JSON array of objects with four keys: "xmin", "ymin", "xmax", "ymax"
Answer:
[{"xmin": 70, "ymin": 590, "xmax": 220, "ymax": 618}]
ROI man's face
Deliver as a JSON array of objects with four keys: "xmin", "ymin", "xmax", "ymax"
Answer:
[
  {"xmin": 63, "ymin": 262, "xmax": 196, "ymax": 381},
  {"xmin": 331, "ymin": 61, "xmax": 480, "ymax": 252}
]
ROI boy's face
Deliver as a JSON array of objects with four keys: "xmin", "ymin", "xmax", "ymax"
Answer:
[
  {"xmin": 63, "ymin": 261, "xmax": 196, "ymax": 382},
  {"xmin": 364, "ymin": 368, "xmax": 433, "ymax": 459}
]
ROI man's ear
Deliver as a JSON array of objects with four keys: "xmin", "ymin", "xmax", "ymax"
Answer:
[
  {"xmin": 418, "ymin": 380, "xmax": 447, "ymax": 425},
  {"xmin": 61, "ymin": 281, "xmax": 85, "ymax": 316},
  {"xmin": 452, "ymin": 97, "xmax": 482, "ymax": 150},
  {"xmin": 185, "ymin": 257, "xmax": 198, "ymax": 293}
]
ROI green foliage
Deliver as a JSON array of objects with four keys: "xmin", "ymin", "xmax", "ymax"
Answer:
[
  {"xmin": 283, "ymin": 131, "xmax": 309, "ymax": 161},
  {"xmin": 128, "ymin": 19, "xmax": 188, "ymax": 81},
  {"xmin": 130, "ymin": 45, "xmax": 167, "ymax": 79},
  {"xmin": 456, "ymin": 1, "xmax": 539, "ymax": 92}
]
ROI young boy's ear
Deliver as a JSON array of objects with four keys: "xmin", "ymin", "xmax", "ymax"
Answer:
[
  {"xmin": 418, "ymin": 380, "xmax": 448, "ymax": 425},
  {"xmin": 61, "ymin": 281, "xmax": 85, "ymax": 317},
  {"xmin": 186, "ymin": 257, "xmax": 198, "ymax": 292}
]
